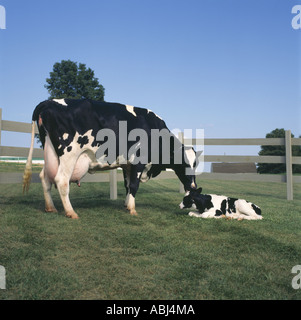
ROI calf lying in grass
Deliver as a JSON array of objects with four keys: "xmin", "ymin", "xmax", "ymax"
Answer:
[{"xmin": 179, "ymin": 188, "xmax": 262, "ymax": 220}]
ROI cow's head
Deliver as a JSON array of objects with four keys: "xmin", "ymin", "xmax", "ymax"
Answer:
[
  {"xmin": 183, "ymin": 148, "xmax": 203, "ymax": 177},
  {"xmin": 179, "ymin": 187, "xmax": 209, "ymax": 213},
  {"xmin": 176, "ymin": 147, "xmax": 202, "ymax": 191}
]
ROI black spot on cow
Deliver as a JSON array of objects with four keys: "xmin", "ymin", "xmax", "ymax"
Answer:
[
  {"xmin": 67, "ymin": 146, "xmax": 72, "ymax": 152},
  {"xmin": 220, "ymin": 199, "xmax": 227, "ymax": 214},
  {"xmin": 57, "ymin": 145, "xmax": 64, "ymax": 157},
  {"xmin": 205, "ymin": 195, "xmax": 214, "ymax": 210},
  {"xmin": 77, "ymin": 136, "xmax": 89, "ymax": 148},
  {"xmin": 227, "ymin": 197, "xmax": 238, "ymax": 213},
  {"xmin": 251, "ymin": 203, "xmax": 262, "ymax": 215},
  {"xmin": 215, "ymin": 210, "xmax": 223, "ymax": 216}
]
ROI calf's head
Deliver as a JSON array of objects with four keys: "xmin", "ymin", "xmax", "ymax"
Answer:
[{"xmin": 179, "ymin": 187, "xmax": 209, "ymax": 213}]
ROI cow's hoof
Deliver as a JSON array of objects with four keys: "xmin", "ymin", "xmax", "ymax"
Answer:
[
  {"xmin": 66, "ymin": 211, "xmax": 79, "ymax": 219},
  {"xmin": 130, "ymin": 209, "xmax": 138, "ymax": 216}
]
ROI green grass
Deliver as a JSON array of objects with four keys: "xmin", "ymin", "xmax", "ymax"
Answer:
[
  {"xmin": 0, "ymin": 162, "xmax": 43, "ymax": 173},
  {"xmin": 0, "ymin": 175, "xmax": 301, "ymax": 300}
]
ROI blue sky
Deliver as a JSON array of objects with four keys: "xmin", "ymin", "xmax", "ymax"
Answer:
[{"xmin": 0, "ymin": 0, "xmax": 300, "ymax": 154}]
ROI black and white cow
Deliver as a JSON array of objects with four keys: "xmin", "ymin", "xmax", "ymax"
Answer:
[
  {"xmin": 23, "ymin": 99, "xmax": 199, "ymax": 219},
  {"xmin": 179, "ymin": 188, "xmax": 262, "ymax": 220}
]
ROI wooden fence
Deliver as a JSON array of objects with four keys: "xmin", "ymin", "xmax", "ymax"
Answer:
[{"xmin": 0, "ymin": 107, "xmax": 300, "ymax": 200}]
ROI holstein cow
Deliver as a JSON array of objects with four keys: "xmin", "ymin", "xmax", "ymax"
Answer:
[
  {"xmin": 179, "ymin": 188, "xmax": 262, "ymax": 220},
  {"xmin": 23, "ymin": 99, "xmax": 199, "ymax": 219}
]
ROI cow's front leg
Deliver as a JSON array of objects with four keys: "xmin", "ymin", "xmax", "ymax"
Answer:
[
  {"xmin": 122, "ymin": 166, "xmax": 131, "ymax": 208},
  {"xmin": 125, "ymin": 164, "xmax": 145, "ymax": 216},
  {"xmin": 54, "ymin": 157, "xmax": 79, "ymax": 219},
  {"xmin": 127, "ymin": 194, "xmax": 137, "ymax": 216}
]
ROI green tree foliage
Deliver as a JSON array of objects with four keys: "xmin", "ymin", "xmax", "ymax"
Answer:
[
  {"xmin": 36, "ymin": 60, "xmax": 105, "ymax": 147},
  {"xmin": 257, "ymin": 128, "xmax": 301, "ymax": 174},
  {"xmin": 45, "ymin": 60, "xmax": 105, "ymax": 100}
]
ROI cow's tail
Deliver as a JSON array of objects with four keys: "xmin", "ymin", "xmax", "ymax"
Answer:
[{"xmin": 22, "ymin": 121, "xmax": 35, "ymax": 194}]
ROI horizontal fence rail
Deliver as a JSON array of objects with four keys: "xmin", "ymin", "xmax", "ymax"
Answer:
[
  {"xmin": 0, "ymin": 108, "xmax": 300, "ymax": 200},
  {"xmin": 188, "ymin": 137, "xmax": 301, "ymax": 146}
]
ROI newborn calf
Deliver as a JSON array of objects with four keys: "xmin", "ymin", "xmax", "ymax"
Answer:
[{"xmin": 180, "ymin": 188, "xmax": 262, "ymax": 220}]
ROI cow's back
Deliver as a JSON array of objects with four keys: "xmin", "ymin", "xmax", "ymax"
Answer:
[{"xmin": 33, "ymin": 99, "xmax": 169, "ymax": 157}]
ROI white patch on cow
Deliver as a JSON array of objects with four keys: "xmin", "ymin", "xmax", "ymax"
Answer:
[
  {"xmin": 71, "ymin": 152, "xmax": 91, "ymax": 182},
  {"xmin": 59, "ymin": 129, "xmax": 98, "ymax": 179},
  {"xmin": 53, "ymin": 99, "xmax": 68, "ymax": 106},
  {"xmin": 147, "ymin": 109, "xmax": 162, "ymax": 120},
  {"xmin": 68, "ymin": 130, "xmax": 95, "ymax": 153},
  {"xmin": 116, "ymin": 154, "xmax": 126, "ymax": 165},
  {"xmin": 94, "ymin": 153, "xmax": 123, "ymax": 170},
  {"xmin": 62, "ymin": 133, "xmax": 69, "ymax": 140},
  {"xmin": 140, "ymin": 162, "xmax": 152, "ymax": 182},
  {"xmin": 127, "ymin": 194, "xmax": 135, "ymax": 211},
  {"xmin": 234, "ymin": 199, "xmax": 263, "ymax": 220},
  {"xmin": 128, "ymin": 153, "xmax": 135, "ymax": 163},
  {"xmin": 179, "ymin": 201, "xmax": 196, "ymax": 209},
  {"xmin": 96, "ymin": 154, "xmax": 108, "ymax": 166},
  {"xmin": 126, "ymin": 105, "xmax": 137, "ymax": 117},
  {"xmin": 209, "ymin": 195, "xmax": 228, "ymax": 209},
  {"xmin": 184, "ymin": 147, "xmax": 196, "ymax": 169}
]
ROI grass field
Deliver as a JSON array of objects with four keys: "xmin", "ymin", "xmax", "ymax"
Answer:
[
  {"xmin": 0, "ymin": 168, "xmax": 301, "ymax": 300},
  {"xmin": 0, "ymin": 162, "xmax": 44, "ymax": 172}
]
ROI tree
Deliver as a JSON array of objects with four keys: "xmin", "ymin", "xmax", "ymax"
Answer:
[
  {"xmin": 45, "ymin": 60, "xmax": 105, "ymax": 101},
  {"xmin": 36, "ymin": 60, "xmax": 105, "ymax": 147},
  {"xmin": 257, "ymin": 128, "xmax": 301, "ymax": 174}
]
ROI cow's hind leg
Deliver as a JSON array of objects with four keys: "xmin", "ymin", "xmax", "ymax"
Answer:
[
  {"xmin": 54, "ymin": 157, "xmax": 79, "ymax": 219},
  {"xmin": 235, "ymin": 200, "xmax": 263, "ymax": 220},
  {"xmin": 39, "ymin": 167, "xmax": 57, "ymax": 213}
]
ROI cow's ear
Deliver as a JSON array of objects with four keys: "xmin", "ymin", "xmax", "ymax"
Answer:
[
  {"xmin": 195, "ymin": 151, "xmax": 203, "ymax": 163},
  {"xmin": 197, "ymin": 187, "xmax": 202, "ymax": 194}
]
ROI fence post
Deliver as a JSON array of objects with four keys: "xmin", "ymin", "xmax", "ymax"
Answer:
[
  {"xmin": 109, "ymin": 169, "xmax": 118, "ymax": 200},
  {"xmin": 178, "ymin": 132, "xmax": 185, "ymax": 194},
  {"xmin": 285, "ymin": 130, "xmax": 293, "ymax": 200}
]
